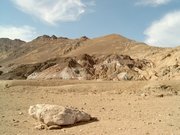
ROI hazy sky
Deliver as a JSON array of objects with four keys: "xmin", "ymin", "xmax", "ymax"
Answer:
[{"xmin": 0, "ymin": 0, "xmax": 180, "ymax": 47}]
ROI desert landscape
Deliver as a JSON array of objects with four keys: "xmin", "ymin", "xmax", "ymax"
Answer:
[{"xmin": 0, "ymin": 34, "xmax": 180, "ymax": 135}]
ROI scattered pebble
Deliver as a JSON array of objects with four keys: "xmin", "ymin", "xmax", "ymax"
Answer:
[
  {"xmin": 141, "ymin": 93, "xmax": 147, "ymax": 97},
  {"xmin": 19, "ymin": 112, "xmax": 23, "ymax": 115},
  {"xmin": 156, "ymin": 94, "xmax": 164, "ymax": 97},
  {"xmin": 13, "ymin": 119, "xmax": 19, "ymax": 123}
]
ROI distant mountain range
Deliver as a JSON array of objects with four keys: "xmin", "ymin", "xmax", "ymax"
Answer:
[{"xmin": 0, "ymin": 34, "xmax": 180, "ymax": 81}]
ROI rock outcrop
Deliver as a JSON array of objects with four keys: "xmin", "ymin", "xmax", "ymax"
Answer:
[
  {"xmin": 24, "ymin": 54, "xmax": 152, "ymax": 80},
  {"xmin": 1, "ymin": 53, "xmax": 156, "ymax": 80}
]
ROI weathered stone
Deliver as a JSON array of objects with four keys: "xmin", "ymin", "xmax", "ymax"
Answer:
[
  {"xmin": 28, "ymin": 104, "xmax": 91, "ymax": 127},
  {"xmin": 117, "ymin": 72, "xmax": 132, "ymax": 80}
]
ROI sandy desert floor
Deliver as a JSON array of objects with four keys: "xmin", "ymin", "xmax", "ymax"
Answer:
[{"xmin": 0, "ymin": 80, "xmax": 180, "ymax": 135}]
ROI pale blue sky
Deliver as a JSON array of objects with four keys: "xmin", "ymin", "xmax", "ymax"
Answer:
[{"xmin": 0, "ymin": 0, "xmax": 180, "ymax": 47}]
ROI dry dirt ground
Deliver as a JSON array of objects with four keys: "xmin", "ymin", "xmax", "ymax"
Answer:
[{"xmin": 0, "ymin": 80, "xmax": 180, "ymax": 135}]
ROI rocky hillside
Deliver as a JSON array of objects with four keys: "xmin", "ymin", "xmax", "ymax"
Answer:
[
  {"xmin": 0, "ymin": 38, "xmax": 25, "ymax": 60},
  {"xmin": 0, "ymin": 34, "xmax": 180, "ymax": 81},
  {"xmin": 0, "ymin": 53, "xmax": 152, "ymax": 80},
  {"xmin": 0, "ymin": 35, "xmax": 89, "ymax": 64}
]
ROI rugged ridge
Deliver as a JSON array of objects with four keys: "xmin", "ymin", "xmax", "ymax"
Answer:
[
  {"xmin": 0, "ymin": 38, "xmax": 25, "ymax": 60},
  {"xmin": 0, "ymin": 34, "xmax": 180, "ymax": 81}
]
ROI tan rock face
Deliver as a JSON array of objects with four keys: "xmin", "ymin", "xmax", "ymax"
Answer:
[{"xmin": 28, "ymin": 104, "xmax": 91, "ymax": 126}]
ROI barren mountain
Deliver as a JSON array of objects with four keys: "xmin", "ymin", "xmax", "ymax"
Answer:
[
  {"xmin": 0, "ymin": 38, "xmax": 25, "ymax": 61},
  {"xmin": 0, "ymin": 35, "xmax": 89, "ymax": 64},
  {"xmin": 0, "ymin": 34, "xmax": 180, "ymax": 81}
]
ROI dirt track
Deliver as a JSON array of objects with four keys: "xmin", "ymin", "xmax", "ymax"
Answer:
[{"xmin": 0, "ymin": 80, "xmax": 180, "ymax": 135}]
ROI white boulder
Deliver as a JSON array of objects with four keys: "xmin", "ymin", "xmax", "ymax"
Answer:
[{"xmin": 28, "ymin": 104, "xmax": 91, "ymax": 127}]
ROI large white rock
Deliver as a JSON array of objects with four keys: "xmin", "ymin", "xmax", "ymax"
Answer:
[{"xmin": 28, "ymin": 104, "xmax": 91, "ymax": 127}]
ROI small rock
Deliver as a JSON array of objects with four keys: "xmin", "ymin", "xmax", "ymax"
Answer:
[
  {"xmin": 141, "ymin": 93, "xmax": 147, "ymax": 97},
  {"xmin": 34, "ymin": 124, "xmax": 46, "ymax": 130},
  {"xmin": 156, "ymin": 94, "xmax": 164, "ymax": 97},
  {"xmin": 19, "ymin": 112, "xmax": 23, "ymax": 115},
  {"xmin": 48, "ymin": 125, "xmax": 61, "ymax": 130},
  {"xmin": 62, "ymin": 129, "xmax": 66, "ymax": 132},
  {"xmin": 13, "ymin": 119, "xmax": 19, "ymax": 123},
  {"xmin": 147, "ymin": 122, "xmax": 152, "ymax": 125},
  {"xmin": 4, "ymin": 84, "xmax": 10, "ymax": 88}
]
